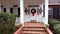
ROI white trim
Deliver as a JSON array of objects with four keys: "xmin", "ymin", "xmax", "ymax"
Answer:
[
  {"xmin": 20, "ymin": 0, "xmax": 24, "ymax": 26},
  {"xmin": 0, "ymin": 2, "xmax": 1, "ymax": 12},
  {"xmin": 45, "ymin": 0, "xmax": 49, "ymax": 25},
  {"xmin": 49, "ymin": 3, "xmax": 60, "ymax": 5}
]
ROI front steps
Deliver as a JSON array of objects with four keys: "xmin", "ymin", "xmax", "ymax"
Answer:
[
  {"xmin": 23, "ymin": 27, "xmax": 45, "ymax": 31},
  {"xmin": 21, "ymin": 22, "xmax": 48, "ymax": 34}
]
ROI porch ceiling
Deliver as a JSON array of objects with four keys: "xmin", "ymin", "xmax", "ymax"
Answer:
[
  {"xmin": 24, "ymin": 0, "xmax": 45, "ymax": 7},
  {"xmin": 1, "ymin": 0, "xmax": 45, "ymax": 7}
]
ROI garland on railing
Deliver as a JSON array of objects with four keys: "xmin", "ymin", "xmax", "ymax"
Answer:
[
  {"xmin": 39, "ymin": 9, "xmax": 42, "ymax": 15},
  {"xmin": 25, "ymin": 8, "xmax": 28, "ymax": 15}
]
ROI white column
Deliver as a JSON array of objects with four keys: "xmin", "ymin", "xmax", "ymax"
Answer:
[
  {"xmin": 20, "ymin": 0, "xmax": 24, "ymax": 25},
  {"xmin": 45, "ymin": 0, "xmax": 49, "ymax": 25}
]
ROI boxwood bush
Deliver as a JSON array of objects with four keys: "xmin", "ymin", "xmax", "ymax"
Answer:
[
  {"xmin": 53, "ymin": 24, "xmax": 60, "ymax": 34},
  {"xmin": 49, "ymin": 19, "xmax": 60, "ymax": 34},
  {"xmin": 49, "ymin": 19, "xmax": 60, "ymax": 25},
  {"xmin": 0, "ymin": 12, "xmax": 16, "ymax": 34}
]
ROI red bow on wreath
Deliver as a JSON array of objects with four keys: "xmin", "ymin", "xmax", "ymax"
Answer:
[{"xmin": 32, "ymin": 12, "xmax": 35, "ymax": 16}]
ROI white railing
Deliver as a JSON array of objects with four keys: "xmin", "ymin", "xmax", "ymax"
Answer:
[{"xmin": 16, "ymin": 16, "xmax": 45, "ymax": 23}]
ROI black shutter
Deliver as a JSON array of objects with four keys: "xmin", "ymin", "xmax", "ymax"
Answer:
[
  {"xmin": 3, "ymin": 8, "xmax": 6, "ymax": 12},
  {"xmin": 10, "ymin": 8, "xmax": 13, "ymax": 13},
  {"xmin": 18, "ymin": 8, "xmax": 20, "ymax": 17}
]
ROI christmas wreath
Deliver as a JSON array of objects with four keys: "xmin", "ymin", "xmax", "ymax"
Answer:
[{"xmin": 31, "ymin": 9, "xmax": 36, "ymax": 16}]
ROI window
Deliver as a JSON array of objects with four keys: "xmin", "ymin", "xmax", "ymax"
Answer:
[{"xmin": 48, "ymin": 8, "xmax": 53, "ymax": 19}]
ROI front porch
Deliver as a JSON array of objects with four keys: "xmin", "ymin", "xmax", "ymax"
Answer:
[
  {"xmin": 0, "ymin": 0, "xmax": 49, "ymax": 25},
  {"xmin": 14, "ymin": 0, "xmax": 51, "ymax": 34},
  {"xmin": 0, "ymin": 0, "xmax": 52, "ymax": 34},
  {"xmin": 15, "ymin": 0, "xmax": 48, "ymax": 26}
]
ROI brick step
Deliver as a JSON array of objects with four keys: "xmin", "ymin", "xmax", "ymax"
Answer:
[
  {"xmin": 21, "ymin": 22, "xmax": 48, "ymax": 34},
  {"xmin": 25, "ymin": 22, "xmax": 40, "ymax": 23},
  {"xmin": 21, "ymin": 31, "xmax": 48, "ymax": 34},
  {"xmin": 24, "ymin": 23, "xmax": 44, "ymax": 27},
  {"xmin": 24, "ymin": 25, "xmax": 44, "ymax": 28},
  {"xmin": 23, "ymin": 27, "xmax": 45, "ymax": 31},
  {"xmin": 24, "ymin": 22, "xmax": 43, "ymax": 25}
]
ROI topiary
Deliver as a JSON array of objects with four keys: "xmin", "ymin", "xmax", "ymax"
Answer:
[{"xmin": 0, "ymin": 12, "xmax": 16, "ymax": 34}]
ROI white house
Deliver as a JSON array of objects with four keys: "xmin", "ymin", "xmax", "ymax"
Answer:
[{"xmin": 0, "ymin": 0, "xmax": 60, "ymax": 26}]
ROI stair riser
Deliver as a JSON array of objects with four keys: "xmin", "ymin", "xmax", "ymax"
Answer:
[
  {"xmin": 22, "ymin": 33, "xmax": 41, "ymax": 34},
  {"xmin": 22, "ymin": 29, "xmax": 46, "ymax": 31},
  {"xmin": 23, "ymin": 30, "xmax": 46, "ymax": 32},
  {"xmin": 23, "ymin": 28, "xmax": 45, "ymax": 30},
  {"xmin": 21, "ymin": 31, "xmax": 48, "ymax": 34}
]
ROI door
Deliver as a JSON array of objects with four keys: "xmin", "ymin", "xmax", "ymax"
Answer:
[
  {"xmin": 30, "ymin": 7, "xmax": 38, "ymax": 20},
  {"xmin": 53, "ymin": 8, "xmax": 59, "ymax": 19},
  {"xmin": 24, "ymin": 7, "xmax": 39, "ymax": 22}
]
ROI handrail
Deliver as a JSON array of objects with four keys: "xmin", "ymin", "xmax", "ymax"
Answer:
[
  {"xmin": 45, "ymin": 27, "xmax": 53, "ymax": 34},
  {"xmin": 44, "ymin": 25, "xmax": 53, "ymax": 34},
  {"xmin": 14, "ymin": 26, "xmax": 23, "ymax": 34}
]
